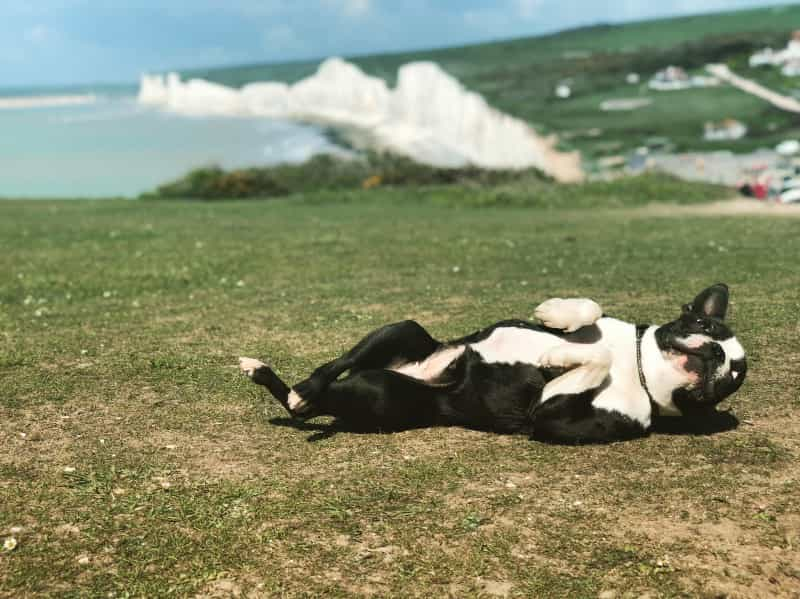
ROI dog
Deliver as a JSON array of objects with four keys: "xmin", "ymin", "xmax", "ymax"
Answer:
[{"xmin": 239, "ymin": 284, "xmax": 746, "ymax": 443}]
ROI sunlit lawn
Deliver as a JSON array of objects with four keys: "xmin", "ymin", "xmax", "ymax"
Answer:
[{"xmin": 1, "ymin": 184, "xmax": 798, "ymax": 597}]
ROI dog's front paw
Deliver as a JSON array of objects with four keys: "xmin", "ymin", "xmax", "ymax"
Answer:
[
  {"xmin": 539, "ymin": 345, "xmax": 573, "ymax": 369},
  {"xmin": 534, "ymin": 298, "xmax": 602, "ymax": 333},
  {"xmin": 239, "ymin": 356, "xmax": 266, "ymax": 379}
]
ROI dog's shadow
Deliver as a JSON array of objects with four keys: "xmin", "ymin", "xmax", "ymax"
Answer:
[
  {"xmin": 268, "ymin": 417, "xmax": 399, "ymax": 442},
  {"xmin": 271, "ymin": 409, "xmax": 740, "ymax": 443},
  {"xmin": 651, "ymin": 409, "xmax": 739, "ymax": 436},
  {"xmin": 268, "ymin": 416, "xmax": 476, "ymax": 442},
  {"xmin": 268, "ymin": 417, "xmax": 339, "ymax": 442}
]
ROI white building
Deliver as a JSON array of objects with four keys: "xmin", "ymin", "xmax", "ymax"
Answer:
[
  {"xmin": 648, "ymin": 66, "xmax": 718, "ymax": 91},
  {"xmin": 782, "ymin": 59, "xmax": 800, "ymax": 77},
  {"xmin": 649, "ymin": 66, "xmax": 690, "ymax": 90},
  {"xmin": 749, "ymin": 31, "xmax": 800, "ymax": 76},
  {"xmin": 704, "ymin": 119, "xmax": 747, "ymax": 141}
]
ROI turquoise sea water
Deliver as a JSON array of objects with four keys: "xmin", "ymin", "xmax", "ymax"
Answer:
[{"xmin": 0, "ymin": 89, "xmax": 341, "ymax": 198}]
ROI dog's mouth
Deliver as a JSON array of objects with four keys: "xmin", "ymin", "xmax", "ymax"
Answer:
[
  {"xmin": 661, "ymin": 334, "xmax": 722, "ymax": 389},
  {"xmin": 666, "ymin": 351, "xmax": 705, "ymax": 387},
  {"xmin": 664, "ymin": 338, "xmax": 746, "ymax": 405}
]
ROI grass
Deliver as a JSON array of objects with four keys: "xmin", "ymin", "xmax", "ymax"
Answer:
[
  {"xmin": 1, "ymin": 182, "xmax": 799, "ymax": 597},
  {"xmin": 182, "ymin": 4, "xmax": 800, "ymax": 160}
]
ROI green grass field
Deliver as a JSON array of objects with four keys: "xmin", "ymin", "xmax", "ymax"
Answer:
[
  {"xmin": 2, "ymin": 182, "xmax": 799, "ymax": 597},
  {"xmin": 185, "ymin": 4, "xmax": 800, "ymax": 161}
]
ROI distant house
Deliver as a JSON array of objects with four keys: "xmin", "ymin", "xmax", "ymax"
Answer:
[
  {"xmin": 555, "ymin": 83, "xmax": 572, "ymax": 99},
  {"xmin": 776, "ymin": 139, "xmax": 800, "ymax": 156},
  {"xmin": 649, "ymin": 66, "xmax": 690, "ymax": 90},
  {"xmin": 627, "ymin": 147, "xmax": 650, "ymax": 172},
  {"xmin": 782, "ymin": 58, "xmax": 800, "ymax": 77},
  {"xmin": 648, "ymin": 66, "xmax": 718, "ymax": 91},
  {"xmin": 750, "ymin": 47, "xmax": 777, "ymax": 68},
  {"xmin": 704, "ymin": 119, "xmax": 747, "ymax": 141},
  {"xmin": 749, "ymin": 30, "xmax": 800, "ymax": 76}
]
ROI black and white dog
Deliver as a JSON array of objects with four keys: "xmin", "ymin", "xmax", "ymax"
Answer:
[{"xmin": 240, "ymin": 284, "xmax": 746, "ymax": 443}]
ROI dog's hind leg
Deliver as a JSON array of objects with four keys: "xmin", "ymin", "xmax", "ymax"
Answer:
[
  {"xmin": 315, "ymin": 369, "xmax": 446, "ymax": 431},
  {"xmin": 534, "ymin": 298, "xmax": 602, "ymax": 333},
  {"xmin": 290, "ymin": 320, "xmax": 441, "ymax": 414},
  {"xmin": 239, "ymin": 357, "xmax": 293, "ymax": 414}
]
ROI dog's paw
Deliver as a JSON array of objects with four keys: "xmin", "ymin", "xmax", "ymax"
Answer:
[
  {"xmin": 239, "ymin": 357, "xmax": 266, "ymax": 378},
  {"xmin": 534, "ymin": 298, "xmax": 602, "ymax": 333},
  {"xmin": 538, "ymin": 345, "xmax": 574, "ymax": 369},
  {"xmin": 287, "ymin": 390, "xmax": 311, "ymax": 414}
]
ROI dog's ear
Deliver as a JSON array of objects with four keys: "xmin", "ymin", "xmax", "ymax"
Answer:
[{"xmin": 682, "ymin": 283, "xmax": 729, "ymax": 320}]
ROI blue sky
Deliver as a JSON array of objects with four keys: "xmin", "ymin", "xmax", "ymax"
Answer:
[{"xmin": 0, "ymin": 0, "xmax": 795, "ymax": 88}]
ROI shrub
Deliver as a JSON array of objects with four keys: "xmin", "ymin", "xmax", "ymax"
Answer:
[{"xmin": 142, "ymin": 152, "xmax": 546, "ymax": 200}]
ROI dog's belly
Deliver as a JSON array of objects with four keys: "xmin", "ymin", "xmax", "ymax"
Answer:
[
  {"xmin": 390, "ymin": 345, "xmax": 466, "ymax": 381},
  {"xmin": 390, "ymin": 327, "xmax": 563, "ymax": 381},
  {"xmin": 470, "ymin": 327, "xmax": 563, "ymax": 366}
]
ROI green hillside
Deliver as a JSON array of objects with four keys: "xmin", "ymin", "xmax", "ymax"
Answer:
[{"xmin": 184, "ymin": 4, "xmax": 800, "ymax": 162}]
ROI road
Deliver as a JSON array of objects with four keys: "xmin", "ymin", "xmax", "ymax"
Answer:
[{"xmin": 706, "ymin": 63, "xmax": 800, "ymax": 114}]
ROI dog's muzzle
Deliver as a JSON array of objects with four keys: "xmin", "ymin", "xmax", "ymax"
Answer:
[
  {"xmin": 705, "ymin": 356, "xmax": 747, "ymax": 404},
  {"xmin": 667, "ymin": 337, "xmax": 747, "ymax": 405}
]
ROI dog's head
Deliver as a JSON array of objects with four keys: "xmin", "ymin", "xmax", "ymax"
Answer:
[{"xmin": 654, "ymin": 283, "xmax": 747, "ymax": 415}]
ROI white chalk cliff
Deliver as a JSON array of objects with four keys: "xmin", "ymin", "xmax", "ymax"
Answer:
[{"xmin": 138, "ymin": 58, "xmax": 582, "ymax": 182}]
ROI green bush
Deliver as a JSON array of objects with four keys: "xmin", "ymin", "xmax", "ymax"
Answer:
[{"xmin": 142, "ymin": 153, "xmax": 546, "ymax": 200}]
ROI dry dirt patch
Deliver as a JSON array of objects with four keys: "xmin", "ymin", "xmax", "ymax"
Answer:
[
  {"xmin": 638, "ymin": 198, "xmax": 800, "ymax": 218},
  {"xmin": 0, "ymin": 404, "xmax": 85, "ymax": 473},
  {"xmin": 608, "ymin": 418, "xmax": 800, "ymax": 599},
  {"xmin": 622, "ymin": 514, "xmax": 800, "ymax": 599}
]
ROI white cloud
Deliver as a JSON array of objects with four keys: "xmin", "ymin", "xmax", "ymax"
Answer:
[
  {"xmin": 324, "ymin": 0, "xmax": 371, "ymax": 18},
  {"xmin": 25, "ymin": 24, "xmax": 50, "ymax": 44},
  {"xmin": 515, "ymin": 0, "xmax": 543, "ymax": 19},
  {"xmin": 343, "ymin": 0, "xmax": 371, "ymax": 17}
]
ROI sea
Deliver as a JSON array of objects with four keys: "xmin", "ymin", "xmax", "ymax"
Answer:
[{"xmin": 0, "ymin": 85, "xmax": 342, "ymax": 199}]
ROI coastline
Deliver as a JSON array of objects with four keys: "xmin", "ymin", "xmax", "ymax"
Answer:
[
  {"xmin": 138, "ymin": 58, "xmax": 584, "ymax": 182},
  {"xmin": 0, "ymin": 94, "xmax": 97, "ymax": 110}
]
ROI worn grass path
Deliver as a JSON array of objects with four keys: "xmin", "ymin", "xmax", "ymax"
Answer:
[{"xmin": 1, "ymin": 191, "xmax": 799, "ymax": 598}]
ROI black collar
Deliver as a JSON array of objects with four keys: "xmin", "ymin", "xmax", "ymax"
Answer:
[
  {"xmin": 528, "ymin": 325, "xmax": 659, "ymax": 422},
  {"xmin": 635, "ymin": 324, "xmax": 659, "ymax": 417}
]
